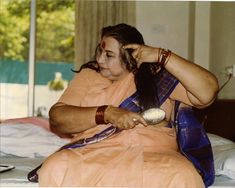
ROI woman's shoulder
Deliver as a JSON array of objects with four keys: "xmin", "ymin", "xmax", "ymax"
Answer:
[
  {"xmin": 77, "ymin": 68, "xmax": 99, "ymax": 77},
  {"xmin": 72, "ymin": 68, "xmax": 100, "ymax": 81},
  {"xmin": 74, "ymin": 68, "xmax": 110, "ymax": 85}
]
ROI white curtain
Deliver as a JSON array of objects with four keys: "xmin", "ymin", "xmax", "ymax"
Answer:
[{"xmin": 75, "ymin": 0, "xmax": 136, "ymax": 69}]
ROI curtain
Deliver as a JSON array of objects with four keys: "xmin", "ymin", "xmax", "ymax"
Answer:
[{"xmin": 74, "ymin": 0, "xmax": 136, "ymax": 69}]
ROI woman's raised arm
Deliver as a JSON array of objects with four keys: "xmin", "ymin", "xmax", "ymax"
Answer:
[
  {"xmin": 164, "ymin": 52, "xmax": 219, "ymax": 107},
  {"xmin": 123, "ymin": 44, "xmax": 219, "ymax": 108}
]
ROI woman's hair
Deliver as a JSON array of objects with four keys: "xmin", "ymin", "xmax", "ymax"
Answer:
[{"xmin": 77, "ymin": 23, "xmax": 160, "ymax": 110}]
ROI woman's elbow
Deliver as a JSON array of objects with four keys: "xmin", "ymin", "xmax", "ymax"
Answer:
[
  {"xmin": 198, "ymin": 75, "xmax": 219, "ymax": 108},
  {"xmin": 49, "ymin": 104, "xmax": 66, "ymax": 133},
  {"xmin": 206, "ymin": 75, "xmax": 219, "ymax": 102}
]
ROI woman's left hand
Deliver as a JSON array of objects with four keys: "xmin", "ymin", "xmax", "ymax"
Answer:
[{"xmin": 123, "ymin": 44, "xmax": 159, "ymax": 67}]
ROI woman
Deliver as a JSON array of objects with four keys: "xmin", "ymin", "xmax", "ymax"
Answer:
[{"xmin": 38, "ymin": 23, "xmax": 219, "ymax": 187}]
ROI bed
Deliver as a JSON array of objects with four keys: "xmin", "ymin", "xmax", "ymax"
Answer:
[
  {"xmin": 1, "ymin": 99, "xmax": 235, "ymax": 187},
  {"xmin": 0, "ymin": 118, "xmax": 70, "ymax": 187}
]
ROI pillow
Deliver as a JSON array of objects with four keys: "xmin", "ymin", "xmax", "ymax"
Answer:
[
  {"xmin": 1, "ymin": 116, "xmax": 50, "ymax": 130},
  {"xmin": 208, "ymin": 133, "xmax": 235, "ymax": 179},
  {"xmin": 1, "ymin": 117, "xmax": 72, "ymax": 138},
  {"xmin": 208, "ymin": 133, "xmax": 234, "ymax": 147},
  {"xmin": 0, "ymin": 123, "xmax": 70, "ymax": 158}
]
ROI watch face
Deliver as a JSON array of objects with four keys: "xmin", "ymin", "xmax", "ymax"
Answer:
[{"xmin": 0, "ymin": 164, "xmax": 15, "ymax": 173}]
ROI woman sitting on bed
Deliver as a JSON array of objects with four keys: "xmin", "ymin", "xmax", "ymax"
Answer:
[{"xmin": 38, "ymin": 23, "xmax": 219, "ymax": 187}]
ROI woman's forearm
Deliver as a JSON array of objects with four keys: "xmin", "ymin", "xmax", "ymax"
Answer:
[
  {"xmin": 49, "ymin": 103, "xmax": 147, "ymax": 134},
  {"xmin": 165, "ymin": 52, "xmax": 219, "ymax": 106},
  {"xmin": 49, "ymin": 103, "xmax": 98, "ymax": 134}
]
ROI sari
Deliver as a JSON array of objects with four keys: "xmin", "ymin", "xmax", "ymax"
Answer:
[{"xmin": 36, "ymin": 68, "xmax": 205, "ymax": 187}]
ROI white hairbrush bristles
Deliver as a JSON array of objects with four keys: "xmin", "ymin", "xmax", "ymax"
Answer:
[{"xmin": 141, "ymin": 108, "xmax": 166, "ymax": 125}]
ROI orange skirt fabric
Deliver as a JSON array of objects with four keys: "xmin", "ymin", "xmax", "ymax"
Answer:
[{"xmin": 38, "ymin": 125, "xmax": 204, "ymax": 187}]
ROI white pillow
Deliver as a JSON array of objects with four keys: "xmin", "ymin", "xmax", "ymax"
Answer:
[
  {"xmin": 208, "ymin": 133, "xmax": 234, "ymax": 147},
  {"xmin": 0, "ymin": 123, "xmax": 70, "ymax": 158},
  {"xmin": 208, "ymin": 133, "xmax": 235, "ymax": 179}
]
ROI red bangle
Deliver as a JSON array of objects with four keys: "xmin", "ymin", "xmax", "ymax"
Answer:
[
  {"xmin": 157, "ymin": 48, "xmax": 161, "ymax": 63},
  {"xmin": 95, "ymin": 105, "xmax": 108, "ymax": 125},
  {"xmin": 158, "ymin": 48, "xmax": 171, "ymax": 67}
]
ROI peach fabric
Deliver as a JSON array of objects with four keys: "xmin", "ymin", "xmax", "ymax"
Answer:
[
  {"xmin": 38, "ymin": 68, "xmax": 204, "ymax": 187},
  {"xmin": 58, "ymin": 68, "xmax": 136, "ymax": 107},
  {"xmin": 58, "ymin": 69, "xmax": 188, "ymax": 121}
]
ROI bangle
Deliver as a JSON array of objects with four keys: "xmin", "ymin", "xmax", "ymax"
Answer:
[
  {"xmin": 95, "ymin": 105, "xmax": 108, "ymax": 124},
  {"xmin": 163, "ymin": 49, "xmax": 171, "ymax": 67},
  {"xmin": 158, "ymin": 48, "xmax": 172, "ymax": 67},
  {"xmin": 157, "ymin": 48, "xmax": 161, "ymax": 63}
]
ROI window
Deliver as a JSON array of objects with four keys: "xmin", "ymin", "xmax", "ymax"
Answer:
[{"xmin": 0, "ymin": 0, "xmax": 75, "ymax": 119}]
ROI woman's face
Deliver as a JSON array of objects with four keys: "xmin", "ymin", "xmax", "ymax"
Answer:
[{"xmin": 96, "ymin": 36, "xmax": 129, "ymax": 81}]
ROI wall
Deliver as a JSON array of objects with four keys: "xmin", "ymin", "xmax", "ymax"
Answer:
[
  {"xmin": 136, "ymin": 1, "xmax": 190, "ymax": 60},
  {"xmin": 210, "ymin": 2, "xmax": 235, "ymax": 99},
  {"xmin": 136, "ymin": 1, "xmax": 211, "ymax": 69},
  {"xmin": 136, "ymin": 1, "xmax": 235, "ymax": 99},
  {"xmin": 194, "ymin": 2, "xmax": 210, "ymax": 70}
]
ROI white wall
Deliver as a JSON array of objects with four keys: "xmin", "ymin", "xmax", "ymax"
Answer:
[
  {"xmin": 194, "ymin": 2, "xmax": 210, "ymax": 70},
  {"xmin": 136, "ymin": 1, "xmax": 211, "ymax": 69},
  {"xmin": 136, "ymin": 1, "xmax": 190, "ymax": 60},
  {"xmin": 210, "ymin": 2, "xmax": 235, "ymax": 99},
  {"xmin": 136, "ymin": 1, "xmax": 235, "ymax": 99}
]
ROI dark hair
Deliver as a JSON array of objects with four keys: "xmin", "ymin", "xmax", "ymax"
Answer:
[{"xmin": 76, "ymin": 23, "xmax": 161, "ymax": 110}]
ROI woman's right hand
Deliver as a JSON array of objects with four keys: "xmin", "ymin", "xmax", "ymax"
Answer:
[
  {"xmin": 123, "ymin": 44, "xmax": 159, "ymax": 67},
  {"xmin": 104, "ymin": 106, "xmax": 147, "ymax": 130}
]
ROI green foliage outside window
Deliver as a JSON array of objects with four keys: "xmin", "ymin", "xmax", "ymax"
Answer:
[{"xmin": 0, "ymin": 0, "xmax": 75, "ymax": 63}]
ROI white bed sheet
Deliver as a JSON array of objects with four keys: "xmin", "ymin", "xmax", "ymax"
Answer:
[
  {"xmin": 0, "ymin": 156, "xmax": 43, "ymax": 187},
  {"xmin": 209, "ymin": 176, "xmax": 235, "ymax": 188}
]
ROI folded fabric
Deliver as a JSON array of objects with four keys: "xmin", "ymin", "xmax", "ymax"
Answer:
[{"xmin": 0, "ymin": 123, "xmax": 70, "ymax": 158}]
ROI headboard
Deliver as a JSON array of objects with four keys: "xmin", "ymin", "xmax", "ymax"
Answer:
[{"xmin": 194, "ymin": 99, "xmax": 235, "ymax": 142}]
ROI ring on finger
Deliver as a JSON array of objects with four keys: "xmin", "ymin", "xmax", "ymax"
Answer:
[
  {"xmin": 132, "ymin": 118, "xmax": 137, "ymax": 122},
  {"xmin": 132, "ymin": 118, "xmax": 138, "ymax": 125}
]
